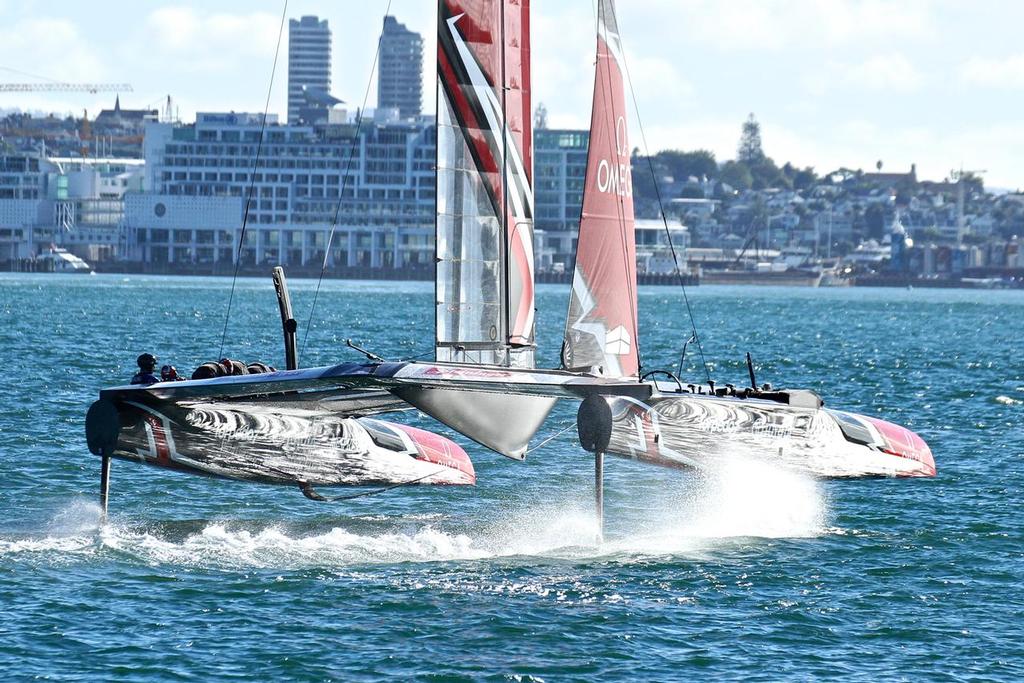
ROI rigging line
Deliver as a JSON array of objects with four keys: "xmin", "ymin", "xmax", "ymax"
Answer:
[
  {"xmin": 300, "ymin": 0, "xmax": 394, "ymax": 360},
  {"xmin": 615, "ymin": 22, "xmax": 712, "ymax": 385},
  {"xmin": 500, "ymin": 0, "xmax": 511, "ymax": 350},
  {"xmin": 217, "ymin": 0, "xmax": 289, "ymax": 360},
  {"xmin": 525, "ymin": 421, "xmax": 578, "ymax": 455},
  {"xmin": 398, "ymin": 346, "xmax": 436, "ymax": 362}
]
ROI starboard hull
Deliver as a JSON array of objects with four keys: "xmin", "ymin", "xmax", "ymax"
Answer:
[
  {"xmin": 86, "ymin": 393, "xmax": 475, "ymax": 488},
  {"xmin": 602, "ymin": 391, "xmax": 935, "ymax": 479}
]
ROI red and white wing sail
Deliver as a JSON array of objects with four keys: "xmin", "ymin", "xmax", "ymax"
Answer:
[
  {"xmin": 562, "ymin": 0, "xmax": 639, "ymax": 379},
  {"xmin": 436, "ymin": 0, "xmax": 535, "ymax": 368}
]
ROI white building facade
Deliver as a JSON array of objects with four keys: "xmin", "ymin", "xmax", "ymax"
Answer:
[{"xmin": 125, "ymin": 113, "xmax": 437, "ymax": 270}]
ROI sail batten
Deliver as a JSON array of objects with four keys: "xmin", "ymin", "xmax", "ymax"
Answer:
[
  {"xmin": 562, "ymin": 0, "xmax": 639, "ymax": 380},
  {"xmin": 436, "ymin": 1, "xmax": 535, "ymax": 368}
]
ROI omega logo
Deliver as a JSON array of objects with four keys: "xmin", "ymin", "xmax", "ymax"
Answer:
[{"xmin": 595, "ymin": 116, "xmax": 632, "ymax": 198}]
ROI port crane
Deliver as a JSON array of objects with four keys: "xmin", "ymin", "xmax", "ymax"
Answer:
[{"xmin": 0, "ymin": 83, "xmax": 133, "ymax": 94}]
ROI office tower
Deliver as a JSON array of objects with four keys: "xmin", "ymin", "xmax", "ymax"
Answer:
[
  {"xmin": 288, "ymin": 16, "xmax": 331, "ymax": 124},
  {"xmin": 378, "ymin": 16, "xmax": 423, "ymax": 119}
]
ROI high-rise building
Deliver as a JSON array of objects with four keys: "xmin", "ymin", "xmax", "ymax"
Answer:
[
  {"xmin": 378, "ymin": 16, "xmax": 423, "ymax": 119},
  {"xmin": 288, "ymin": 16, "xmax": 332, "ymax": 124}
]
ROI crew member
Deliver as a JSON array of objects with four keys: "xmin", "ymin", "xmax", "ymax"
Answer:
[
  {"xmin": 131, "ymin": 353, "xmax": 160, "ymax": 385},
  {"xmin": 160, "ymin": 365, "xmax": 185, "ymax": 382},
  {"xmin": 219, "ymin": 358, "xmax": 249, "ymax": 376}
]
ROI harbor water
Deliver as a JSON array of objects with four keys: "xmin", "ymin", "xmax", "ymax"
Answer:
[{"xmin": 1, "ymin": 274, "xmax": 1022, "ymax": 680}]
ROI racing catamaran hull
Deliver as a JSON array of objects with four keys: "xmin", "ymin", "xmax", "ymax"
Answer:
[
  {"xmin": 86, "ymin": 381, "xmax": 475, "ymax": 488},
  {"xmin": 602, "ymin": 387, "xmax": 935, "ymax": 479}
]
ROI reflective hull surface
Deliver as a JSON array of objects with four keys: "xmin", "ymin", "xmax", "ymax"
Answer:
[
  {"xmin": 604, "ymin": 392, "xmax": 935, "ymax": 479},
  {"xmin": 87, "ymin": 395, "xmax": 475, "ymax": 488}
]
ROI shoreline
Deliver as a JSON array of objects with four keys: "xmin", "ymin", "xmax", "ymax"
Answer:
[{"xmin": 4, "ymin": 260, "xmax": 1019, "ymax": 289}]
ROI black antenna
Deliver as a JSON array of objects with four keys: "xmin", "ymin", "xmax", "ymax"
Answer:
[
  {"xmin": 746, "ymin": 352, "xmax": 758, "ymax": 389},
  {"xmin": 677, "ymin": 334, "xmax": 696, "ymax": 379}
]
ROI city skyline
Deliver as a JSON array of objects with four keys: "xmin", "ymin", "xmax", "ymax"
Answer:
[{"xmin": 2, "ymin": 1, "xmax": 1024, "ymax": 188}]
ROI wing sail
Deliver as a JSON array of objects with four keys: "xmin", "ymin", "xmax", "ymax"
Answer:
[{"xmin": 436, "ymin": 0, "xmax": 535, "ymax": 368}]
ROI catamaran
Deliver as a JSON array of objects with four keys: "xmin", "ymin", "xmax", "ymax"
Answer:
[
  {"xmin": 306, "ymin": 0, "xmax": 935, "ymax": 480},
  {"xmin": 86, "ymin": 0, "xmax": 934, "ymax": 520}
]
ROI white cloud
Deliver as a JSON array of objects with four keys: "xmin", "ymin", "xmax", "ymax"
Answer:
[
  {"xmin": 142, "ymin": 7, "xmax": 281, "ymax": 73},
  {"xmin": 532, "ymin": 2, "xmax": 696, "ymax": 137},
  {"xmin": 804, "ymin": 53, "xmax": 925, "ymax": 94},
  {"xmin": 958, "ymin": 54, "xmax": 1024, "ymax": 88},
  {"xmin": 0, "ymin": 18, "xmax": 106, "ymax": 83},
  {"xmin": 631, "ymin": 0, "xmax": 936, "ymax": 52},
  {"xmin": 641, "ymin": 120, "xmax": 740, "ymax": 158},
  {"xmin": 845, "ymin": 54, "xmax": 924, "ymax": 89}
]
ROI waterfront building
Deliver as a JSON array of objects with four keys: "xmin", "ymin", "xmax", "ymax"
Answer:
[
  {"xmin": 288, "ymin": 16, "xmax": 332, "ymax": 125},
  {"xmin": 125, "ymin": 112, "xmax": 436, "ymax": 270},
  {"xmin": 378, "ymin": 16, "xmax": 424, "ymax": 120},
  {"xmin": 127, "ymin": 120, "xmax": 594, "ymax": 273},
  {"xmin": 636, "ymin": 218, "xmax": 690, "ymax": 274},
  {"xmin": 2, "ymin": 115, "xmax": 698, "ymax": 278},
  {"xmin": 0, "ymin": 153, "xmax": 142, "ymax": 262}
]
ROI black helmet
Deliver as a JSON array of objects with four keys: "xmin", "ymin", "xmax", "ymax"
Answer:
[
  {"xmin": 160, "ymin": 364, "xmax": 176, "ymax": 380},
  {"xmin": 137, "ymin": 353, "xmax": 157, "ymax": 370}
]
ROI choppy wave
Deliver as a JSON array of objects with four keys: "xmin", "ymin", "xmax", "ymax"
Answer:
[{"xmin": 1, "ymin": 459, "xmax": 828, "ymax": 569}]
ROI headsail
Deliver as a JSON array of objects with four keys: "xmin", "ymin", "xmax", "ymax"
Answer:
[
  {"xmin": 561, "ymin": 0, "xmax": 639, "ymax": 379},
  {"xmin": 436, "ymin": 0, "xmax": 535, "ymax": 368}
]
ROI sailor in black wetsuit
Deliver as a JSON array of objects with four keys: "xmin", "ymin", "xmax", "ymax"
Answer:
[
  {"xmin": 131, "ymin": 353, "xmax": 160, "ymax": 385},
  {"xmin": 160, "ymin": 365, "xmax": 185, "ymax": 382}
]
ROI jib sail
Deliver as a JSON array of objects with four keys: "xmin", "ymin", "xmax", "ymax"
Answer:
[{"xmin": 561, "ymin": 0, "xmax": 639, "ymax": 379}]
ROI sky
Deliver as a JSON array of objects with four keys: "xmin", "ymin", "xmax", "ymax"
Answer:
[{"xmin": 1, "ymin": 1, "xmax": 1024, "ymax": 189}]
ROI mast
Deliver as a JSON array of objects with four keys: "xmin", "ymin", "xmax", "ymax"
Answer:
[
  {"xmin": 561, "ymin": 0, "xmax": 639, "ymax": 379},
  {"xmin": 435, "ymin": 0, "xmax": 535, "ymax": 368}
]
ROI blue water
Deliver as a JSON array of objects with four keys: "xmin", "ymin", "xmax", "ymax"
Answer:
[{"xmin": 1, "ymin": 273, "xmax": 1022, "ymax": 681}]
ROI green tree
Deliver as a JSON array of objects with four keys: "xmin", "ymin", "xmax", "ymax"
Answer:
[
  {"xmin": 792, "ymin": 167, "xmax": 818, "ymax": 191},
  {"xmin": 748, "ymin": 156, "xmax": 789, "ymax": 190},
  {"xmin": 656, "ymin": 149, "xmax": 717, "ymax": 181},
  {"xmin": 781, "ymin": 162, "xmax": 818, "ymax": 191},
  {"xmin": 631, "ymin": 154, "xmax": 659, "ymax": 202},
  {"xmin": 737, "ymin": 113, "xmax": 765, "ymax": 164},
  {"xmin": 534, "ymin": 102, "xmax": 548, "ymax": 130},
  {"xmin": 719, "ymin": 160, "xmax": 753, "ymax": 190}
]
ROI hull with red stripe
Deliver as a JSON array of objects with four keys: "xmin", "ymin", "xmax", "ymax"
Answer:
[
  {"xmin": 90, "ymin": 396, "xmax": 475, "ymax": 488},
  {"xmin": 602, "ymin": 388, "xmax": 935, "ymax": 479}
]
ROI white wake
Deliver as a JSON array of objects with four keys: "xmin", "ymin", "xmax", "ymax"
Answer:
[{"xmin": 1, "ymin": 461, "xmax": 829, "ymax": 569}]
